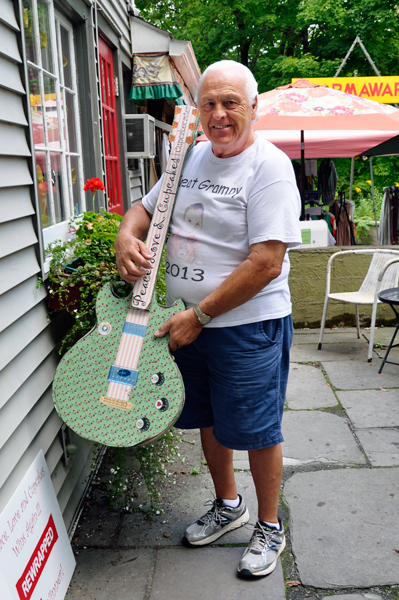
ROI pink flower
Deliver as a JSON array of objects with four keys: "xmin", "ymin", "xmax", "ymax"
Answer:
[{"xmin": 328, "ymin": 106, "xmax": 354, "ymax": 116}]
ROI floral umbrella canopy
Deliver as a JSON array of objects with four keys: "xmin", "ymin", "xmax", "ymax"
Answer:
[
  {"xmin": 254, "ymin": 79, "xmax": 399, "ymax": 131},
  {"xmin": 253, "ymin": 80, "xmax": 399, "ymax": 220}
]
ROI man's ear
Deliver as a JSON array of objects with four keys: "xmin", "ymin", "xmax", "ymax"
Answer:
[{"xmin": 251, "ymin": 95, "xmax": 258, "ymax": 120}]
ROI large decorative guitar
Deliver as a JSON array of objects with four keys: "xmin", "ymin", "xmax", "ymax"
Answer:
[{"xmin": 53, "ymin": 106, "xmax": 201, "ymax": 447}]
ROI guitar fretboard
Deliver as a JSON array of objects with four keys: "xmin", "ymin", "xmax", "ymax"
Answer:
[{"xmin": 101, "ymin": 106, "xmax": 200, "ymax": 408}]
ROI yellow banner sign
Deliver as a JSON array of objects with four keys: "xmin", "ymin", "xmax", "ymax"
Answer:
[{"xmin": 292, "ymin": 77, "xmax": 399, "ymax": 103}]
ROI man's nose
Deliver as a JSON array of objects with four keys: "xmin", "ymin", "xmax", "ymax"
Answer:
[{"xmin": 213, "ymin": 103, "xmax": 227, "ymax": 119}]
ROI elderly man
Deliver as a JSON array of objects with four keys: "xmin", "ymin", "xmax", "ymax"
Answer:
[{"xmin": 115, "ymin": 60, "xmax": 301, "ymax": 577}]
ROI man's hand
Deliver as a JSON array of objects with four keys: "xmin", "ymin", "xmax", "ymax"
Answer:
[
  {"xmin": 154, "ymin": 309, "xmax": 203, "ymax": 351},
  {"xmin": 114, "ymin": 232, "xmax": 153, "ymax": 284}
]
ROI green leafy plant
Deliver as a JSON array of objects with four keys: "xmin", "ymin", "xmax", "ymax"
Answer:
[
  {"xmin": 102, "ymin": 429, "xmax": 183, "ymax": 512},
  {"xmin": 46, "ymin": 210, "xmax": 128, "ymax": 354},
  {"xmin": 352, "ymin": 190, "xmax": 383, "ymax": 244}
]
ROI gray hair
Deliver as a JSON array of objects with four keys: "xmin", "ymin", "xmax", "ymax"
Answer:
[{"xmin": 195, "ymin": 60, "xmax": 259, "ymax": 118}]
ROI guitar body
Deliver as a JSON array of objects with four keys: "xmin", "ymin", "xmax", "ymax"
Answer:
[{"xmin": 53, "ymin": 284, "xmax": 185, "ymax": 447}]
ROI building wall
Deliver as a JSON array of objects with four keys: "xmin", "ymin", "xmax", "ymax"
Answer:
[
  {"xmin": 289, "ymin": 247, "xmax": 397, "ymax": 328},
  {"xmin": 0, "ymin": 0, "xmax": 104, "ymax": 532}
]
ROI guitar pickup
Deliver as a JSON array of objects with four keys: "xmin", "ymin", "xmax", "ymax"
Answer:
[
  {"xmin": 100, "ymin": 396, "xmax": 134, "ymax": 411},
  {"xmin": 107, "ymin": 365, "xmax": 139, "ymax": 386}
]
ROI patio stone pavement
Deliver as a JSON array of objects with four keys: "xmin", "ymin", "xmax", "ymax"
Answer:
[
  {"xmin": 282, "ymin": 411, "xmax": 366, "ymax": 465},
  {"xmin": 66, "ymin": 328, "xmax": 399, "ymax": 599},
  {"xmin": 337, "ymin": 389, "xmax": 399, "ymax": 428},
  {"xmin": 322, "ymin": 357, "xmax": 399, "ymax": 389},
  {"xmin": 286, "ymin": 363, "xmax": 337, "ymax": 409},
  {"xmin": 355, "ymin": 428, "xmax": 399, "ymax": 466},
  {"xmin": 283, "ymin": 469, "xmax": 399, "ymax": 588}
]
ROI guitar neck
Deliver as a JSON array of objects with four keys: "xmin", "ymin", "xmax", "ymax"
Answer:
[{"xmin": 130, "ymin": 106, "xmax": 200, "ymax": 310}]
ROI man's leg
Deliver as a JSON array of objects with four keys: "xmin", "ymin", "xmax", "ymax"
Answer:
[
  {"xmin": 248, "ymin": 443, "xmax": 283, "ymax": 522},
  {"xmin": 183, "ymin": 426, "xmax": 249, "ymax": 545},
  {"xmin": 238, "ymin": 443, "xmax": 285, "ymax": 576},
  {"xmin": 200, "ymin": 426, "xmax": 237, "ymax": 500}
]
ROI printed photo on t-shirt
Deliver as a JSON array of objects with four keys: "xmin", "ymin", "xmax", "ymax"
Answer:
[{"xmin": 168, "ymin": 203, "xmax": 204, "ymax": 264}]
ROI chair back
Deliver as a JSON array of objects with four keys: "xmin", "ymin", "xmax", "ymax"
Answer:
[{"xmin": 359, "ymin": 251, "xmax": 399, "ymax": 296}]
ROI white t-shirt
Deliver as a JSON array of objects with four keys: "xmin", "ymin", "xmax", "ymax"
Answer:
[{"xmin": 142, "ymin": 136, "xmax": 302, "ymax": 327}]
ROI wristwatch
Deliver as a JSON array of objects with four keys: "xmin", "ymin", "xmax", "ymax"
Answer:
[{"xmin": 193, "ymin": 304, "xmax": 212, "ymax": 325}]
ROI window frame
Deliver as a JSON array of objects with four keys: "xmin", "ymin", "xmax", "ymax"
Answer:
[{"xmin": 25, "ymin": 0, "xmax": 85, "ymax": 272}]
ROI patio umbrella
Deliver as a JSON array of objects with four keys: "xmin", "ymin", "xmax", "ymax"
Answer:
[
  {"xmin": 255, "ymin": 79, "xmax": 399, "ymax": 132},
  {"xmin": 253, "ymin": 79, "xmax": 399, "ymax": 220}
]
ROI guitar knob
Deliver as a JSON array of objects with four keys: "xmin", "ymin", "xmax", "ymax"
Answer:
[
  {"xmin": 151, "ymin": 372, "xmax": 165, "ymax": 385},
  {"xmin": 136, "ymin": 417, "xmax": 150, "ymax": 431},
  {"xmin": 98, "ymin": 322, "xmax": 112, "ymax": 335},
  {"xmin": 155, "ymin": 398, "xmax": 169, "ymax": 412}
]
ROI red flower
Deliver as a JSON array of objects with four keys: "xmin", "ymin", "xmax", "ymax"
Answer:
[{"xmin": 83, "ymin": 177, "xmax": 106, "ymax": 192}]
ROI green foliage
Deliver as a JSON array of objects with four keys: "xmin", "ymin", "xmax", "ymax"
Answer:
[
  {"xmin": 352, "ymin": 190, "xmax": 383, "ymax": 242},
  {"xmin": 334, "ymin": 156, "xmax": 399, "ymax": 198},
  {"xmin": 136, "ymin": 0, "xmax": 399, "ymax": 92},
  {"xmin": 102, "ymin": 429, "xmax": 183, "ymax": 512},
  {"xmin": 136, "ymin": 429, "xmax": 183, "ymax": 511},
  {"xmin": 46, "ymin": 211, "xmax": 128, "ymax": 354}
]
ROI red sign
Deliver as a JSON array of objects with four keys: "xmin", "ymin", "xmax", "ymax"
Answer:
[{"xmin": 16, "ymin": 515, "xmax": 59, "ymax": 600}]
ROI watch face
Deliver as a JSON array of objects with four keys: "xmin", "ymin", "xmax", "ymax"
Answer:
[
  {"xmin": 200, "ymin": 314, "xmax": 211, "ymax": 325},
  {"xmin": 194, "ymin": 306, "xmax": 211, "ymax": 325}
]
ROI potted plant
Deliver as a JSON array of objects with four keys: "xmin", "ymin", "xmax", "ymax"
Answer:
[{"xmin": 46, "ymin": 208, "xmax": 129, "ymax": 353}]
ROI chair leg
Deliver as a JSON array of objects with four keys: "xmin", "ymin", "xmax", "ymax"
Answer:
[
  {"xmin": 368, "ymin": 297, "xmax": 379, "ymax": 363},
  {"xmin": 318, "ymin": 296, "xmax": 329, "ymax": 350},
  {"xmin": 355, "ymin": 305, "xmax": 360, "ymax": 338}
]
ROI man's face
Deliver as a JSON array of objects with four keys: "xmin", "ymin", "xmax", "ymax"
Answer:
[{"xmin": 198, "ymin": 68, "xmax": 257, "ymax": 158}]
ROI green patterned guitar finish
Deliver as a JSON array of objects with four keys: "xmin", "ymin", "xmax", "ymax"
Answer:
[
  {"xmin": 53, "ymin": 106, "xmax": 201, "ymax": 447},
  {"xmin": 53, "ymin": 284, "xmax": 185, "ymax": 447}
]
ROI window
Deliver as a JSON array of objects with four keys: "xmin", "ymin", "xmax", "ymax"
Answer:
[{"xmin": 23, "ymin": 0, "xmax": 85, "ymax": 254}]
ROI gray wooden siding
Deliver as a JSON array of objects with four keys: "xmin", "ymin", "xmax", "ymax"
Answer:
[
  {"xmin": 100, "ymin": 0, "xmax": 131, "ymax": 60},
  {"xmin": 129, "ymin": 167, "xmax": 144, "ymax": 205},
  {"xmin": 0, "ymin": 0, "xmax": 98, "ymax": 532}
]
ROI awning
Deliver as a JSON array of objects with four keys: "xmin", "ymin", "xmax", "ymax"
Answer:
[{"xmin": 130, "ymin": 53, "xmax": 184, "ymax": 106}]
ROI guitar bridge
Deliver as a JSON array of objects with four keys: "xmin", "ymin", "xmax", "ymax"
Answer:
[{"xmin": 100, "ymin": 396, "xmax": 134, "ymax": 411}]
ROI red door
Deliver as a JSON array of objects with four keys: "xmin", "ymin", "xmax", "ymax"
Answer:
[{"xmin": 99, "ymin": 37, "xmax": 123, "ymax": 215}]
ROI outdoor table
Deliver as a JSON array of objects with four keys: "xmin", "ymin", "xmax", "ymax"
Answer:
[{"xmin": 377, "ymin": 287, "xmax": 399, "ymax": 374}]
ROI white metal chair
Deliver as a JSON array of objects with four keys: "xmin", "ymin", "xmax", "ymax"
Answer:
[{"xmin": 318, "ymin": 249, "xmax": 399, "ymax": 362}]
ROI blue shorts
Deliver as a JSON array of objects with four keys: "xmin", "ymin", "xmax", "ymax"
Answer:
[{"xmin": 172, "ymin": 314, "xmax": 293, "ymax": 451}]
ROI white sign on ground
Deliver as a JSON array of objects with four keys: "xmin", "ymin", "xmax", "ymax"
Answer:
[{"xmin": 0, "ymin": 450, "xmax": 76, "ymax": 600}]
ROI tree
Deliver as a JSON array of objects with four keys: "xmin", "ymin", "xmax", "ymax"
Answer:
[{"xmin": 136, "ymin": 0, "xmax": 399, "ymax": 92}]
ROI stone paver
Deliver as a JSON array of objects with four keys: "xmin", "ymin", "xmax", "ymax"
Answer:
[
  {"xmin": 322, "ymin": 595, "xmax": 382, "ymax": 600},
  {"xmin": 150, "ymin": 547, "xmax": 285, "ymax": 600},
  {"xmin": 233, "ymin": 450, "xmax": 250, "ymax": 470},
  {"xmin": 322, "ymin": 359, "xmax": 399, "ymax": 389},
  {"xmin": 286, "ymin": 364, "xmax": 337, "ymax": 409},
  {"xmin": 290, "ymin": 341, "xmax": 369, "ymax": 363},
  {"xmin": 283, "ymin": 468, "xmax": 399, "ymax": 588},
  {"xmin": 66, "ymin": 549, "xmax": 152, "ymax": 600},
  {"xmin": 282, "ymin": 411, "xmax": 366, "ymax": 465},
  {"xmin": 365, "ymin": 327, "xmax": 397, "ymax": 346},
  {"xmin": 355, "ymin": 428, "xmax": 399, "ymax": 466},
  {"xmin": 118, "ymin": 472, "xmax": 257, "ymax": 547},
  {"xmin": 293, "ymin": 329, "xmax": 360, "ymax": 345},
  {"xmin": 337, "ymin": 389, "xmax": 399, "ymax": 428}
]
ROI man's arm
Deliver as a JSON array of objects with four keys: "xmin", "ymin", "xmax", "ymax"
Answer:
[
  {"xmin": 114, "ymin": 202, "xmax": 153, "ymax": 283},
  {"xmin": 155, "ymin": 240, "xmax": 288, "ymax": 351}
]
